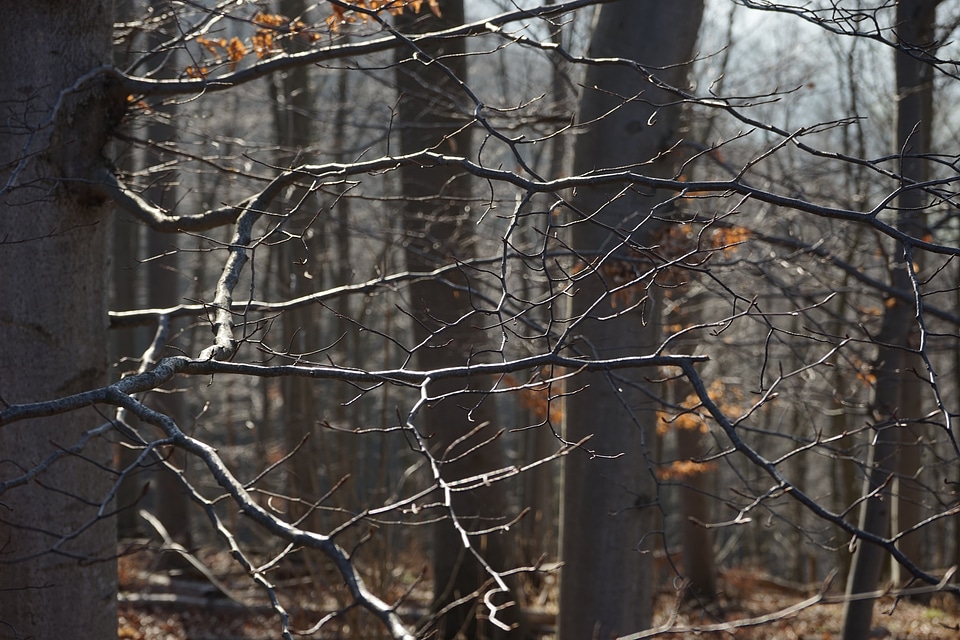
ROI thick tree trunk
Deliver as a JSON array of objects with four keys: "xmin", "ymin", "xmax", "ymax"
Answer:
[
  {"xmin": 0, "ymin": 3, "xmax": 117, "ymax": 638},
  {"xmin": 558, "ymin": 2, "xmax": 703, "ymax": 638},
  {"xmin": 841, "ymin": 1, "xmax": 938, "ymax": 637},
  {"xmin": 394, "ymin": 3, "xmax": 521, "ymax": 637}
]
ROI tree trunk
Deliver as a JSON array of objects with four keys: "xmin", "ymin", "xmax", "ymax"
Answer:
[
  {"xmin": 676, "ymin": 413, "xmax": 718, "ymax": 601},
  {"xmin": 144, "ymin": 0, "xmax": 192, "ymax": 558},
  {"xmin": 394, "ymin": 3, "xmax": 521, "ymax": 637},
  {"xmin": 270, "ymin": 0, "xmax": 326, "ymax": 540},
  {"xmin": 841, "ymin": 1, "xmax": 939, "ymax": 636},
  {"xmin": 558, "ymin": 2, "xmax": 703, "ymax": 637},
  {"xmin": 891, "ymin": 350, "xmax": 926, "ymax": 587},
  {"xmin": 111, "ymin": 0, "xmax": 150, "ymax": 540},
  {"xmin": 0, "ymin": 3, "xmax": 117, "ymax": 638},
  {"xmin": 517, "ymin": 0, "xmax": 570, "ymax": 572}
]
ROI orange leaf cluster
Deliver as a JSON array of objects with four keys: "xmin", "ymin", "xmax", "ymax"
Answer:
[
  {"xmin": 656, "ymin": 222, "xmax": 750, "ymax": 261},
  {"xmin": 658, "ymin": 378, "xmax": 745, "ymax": 436},
  {"xmin": 667, "ymin": 409, "xmax": 709, "ymax": 435},
  {"xmin": 325, "ymin": 0, "xmax": 441, "ymax": 33},
  {"xmin": 655, "ymin": 223, "xmax": 696, "ymax": 261},
  {"xmin": 197, "ymin": 36, "xmax": 226, "ymax": 56},
  {"xmin": 251, "ymin": 13, "xmax": 321, "ymax": 58},
  {"xmin": 227, "ymin": 37, "xmax": 247, "ymax": 67},
  {"xmin": 125, "ymin": 95, "xmax": 150, "ymax": 113},
  {"xmin": 652, "ymin": 223, "xmax": 696, "ymax": 289},
  {"xmin": 711, "ymin": 224, "xmax": 750, "ymax": 254},
  {"xmin": 656, "ymin": 459, "xmax": 718, "ymax": 480},
  {"xmin": 653, "ymin": 222, "xmax": 751, "ymax": 289},
  {"xmin": 847, "ymin": 355, "xmax": 877, "ymax": 388},
  {"xmin": 193, "ymin": 35, "xmax": 249, "ymax": 71},
  {"xmin": 184, "ymin": 65, "xmax": 208, "ymax": 79}
]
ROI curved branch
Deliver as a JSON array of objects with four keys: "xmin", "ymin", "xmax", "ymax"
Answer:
[
  {"xmin": 680, "ymin": 360, "xmax": 956, "ymax": 590},
  {"xmin": 0, "ymin": 352, "xmax": 706, "ymax": 427},
  {"xmin": 111, "ymin": 0, "xmax": 616, "ymax": 97},
  {"xmin": 112, "ymin": 391, "xmax": 415, "ymax": 639}
]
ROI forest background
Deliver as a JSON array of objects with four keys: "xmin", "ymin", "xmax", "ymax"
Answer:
[{"xmin": 2, "ymin": 1, "xmax": 960, "ymax": 639}]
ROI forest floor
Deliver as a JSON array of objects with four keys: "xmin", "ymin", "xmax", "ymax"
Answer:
[{"xmin": 118, "ymin": 547, "xmax": 960, "ymax": 639}]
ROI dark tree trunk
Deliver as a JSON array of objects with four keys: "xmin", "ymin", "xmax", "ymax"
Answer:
[
  {"xmin": 558, "ymin": 2, "xmax": 704, "ymax": 637},
  {"xmin": 841, "ymin": 1, "xmax": 939, "ymax": 637},
  {"xmin": 394, "ymin": 2, "xmax": 522, "ymax": 637},
  {"xmin": 0, "ymin": 3, "xmax": 118, "ymax": 637}
]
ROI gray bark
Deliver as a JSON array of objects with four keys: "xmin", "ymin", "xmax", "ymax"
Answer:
[
  {"xmin": 0, "ymin": 2, "xmax": 118, "ymax": 638},
  {"xmin": 558, "ymin": 2, "xmax": 703, "ymax": 637}
]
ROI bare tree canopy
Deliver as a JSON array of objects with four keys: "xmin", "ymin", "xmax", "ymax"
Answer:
[{"xmin": 3, "ymin": 1, "xmax": 960, "ymax": 638}]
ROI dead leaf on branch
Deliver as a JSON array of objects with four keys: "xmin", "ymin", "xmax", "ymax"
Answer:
[
  {"xmin": 658, "ymin": 378, "xmax": 746, "ymax": 436},
  {"xmin": 325, "ymin": 0, "xmax": 442, "ymax": 32},
  {"xmin": 184, "ymin": 66, "xmax": 208, "ymax": 79},
  {"xmin": 226, "ymin": 37, "xmax": 247, "ymax": 70},
  {"xmin": 656, "ymin": 459, "xmax": 718, "ymax": 480}
]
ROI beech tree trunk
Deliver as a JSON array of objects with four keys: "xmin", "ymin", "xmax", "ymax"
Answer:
[
  {"xmin": 558, "ymin": 2, "xmax": 703, "ymax": 637},
  {"xmin": 0, "ymin": 3, "xmax": 117, "ymax": 638}
]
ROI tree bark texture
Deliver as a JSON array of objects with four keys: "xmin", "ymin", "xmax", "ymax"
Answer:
[
  {"xmin": 0, "ymin": 2, "xmax": 118, "ymax": 638},
  {"xmin": 558, "ymin": 2, "xmax": 703, "ymax": 638}
]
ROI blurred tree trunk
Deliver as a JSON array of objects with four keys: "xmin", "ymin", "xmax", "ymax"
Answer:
[
  {"xmin": 0, "ymin": 3, "xmax": 117, "ymax": 637},
  {"xmin": 144, "ymin": 0, "xmax": 192, "ymax": 557},
  {"xmin": 892, "ymin": 352, "xmax": 925, "ymax": 587},
  {"xmin": 272, "ymin": 0, "xmax": 325, "ymax": 537},
  {"xmin": 661, "ymin": 283, "xmax": 717, "ymax": 600},
  {"xmin": 112, "ymin": 212, "xmax": 147, "ymax": 538},
  {"xmin": 675, "ymin": 397, "xmax": 718, "ymax": 601},
  {"xmin": 112, "ymin": 0, "xmax": 148, "ymax": 538},
  {"xmin": 558, "ymin": 2, "xmax": 703, "ymax": 637},
  {"xmin": 394, "ymin": 3, "xmax": 522, "ymax": 637},
  {"xmin": 842, "ymin": 1, "xmax": 939, "ymax": 636},
  {"xmin": 517, "ymin": 0, "xmax": 570, "ymax": 571}
]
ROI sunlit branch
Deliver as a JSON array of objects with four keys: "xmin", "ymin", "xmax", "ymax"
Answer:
[{"xmin": 111, "ymin": 0, "xmax": 616, "ymax": 97}]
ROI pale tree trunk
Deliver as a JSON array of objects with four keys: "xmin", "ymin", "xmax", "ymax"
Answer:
[
  {"xmin": 841, "ymin": 1, "xmax": 939, "ymax": 636},
  {"xmin": 0, "ymin": 2, "xmax": 117, "ymax": 638},
  {"xmin": 558, "ymin": 2, "xmax": 703, "ymax": 638},
  {"xmin": 518, "ymin": 0, "xmax": 570, "ymax": 571},
  {"xmin": 892, "ymin": 352, "xmax": 925, "ymax": 587},
  {"xmin": 394, "ymin": 3, "xmax": 521, "ymax": 637}
]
